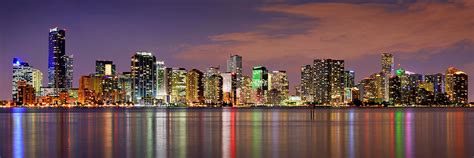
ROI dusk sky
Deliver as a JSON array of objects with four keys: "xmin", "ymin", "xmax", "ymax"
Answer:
[{"xmin": 0, "ymin": 0, "xmax": 472, "ymax": 101}]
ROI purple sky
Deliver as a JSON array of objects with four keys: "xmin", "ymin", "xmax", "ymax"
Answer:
[{"xmin": 0, "ymin": 0, "xmax": 473, "ymax": 101}]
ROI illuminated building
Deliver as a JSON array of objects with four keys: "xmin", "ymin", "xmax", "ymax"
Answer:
[
  {"xmin": 343, "ymin": 70, "xmax": 355, "ymax": 103},
  {"xmin": 381, "ymin": 53, "xmax": 393, "ymax": 102},
  {"xmin": 268, "ymin": 70, "xmax": 289, "ymax": 104},
  {"xmin": 96, "ymin": 60, "xmax": 116, "ymax": 76},
  {"xmin": 445, "ymin": 67, "xmax": 468, "ymax": 105},
  {"xmin": 371, "ymin": 72, "xmax": 385, "ymax": 102},
  {"xmin": 389, "ymin": 76, "xmax": 402, "ymax": 105},
  {"xmin": 416, "ymin": 81, "xmax": 435, "ymax": 105},
  {"xmin": 12, "ymin": 58, "xmax": 33, "ymax": 103},
  {"xmin": 204, "ymin": 74, "xmax": 223, "ymax": 106},
  {"xmin": 358, "ymin": 78, "xmax": 375, "ymax": 102},
  {"xmin": 222, "ymin": 72, "xmax": 237, "ymax": 106},
  {"xmin": 156, "ymin": 61, "xmax": 167, "ymax": 102},
  {"xmin": 237, "ymin": 76, "xmax": 252, "ymax": 105},
  {"xmin": 397, "ymin": 68, "xmax": 422, "ymax": 105},
  {"xmin": 381, "ymin": 53, "xmax": 394, "ymax": 75},
  {"xmin": 100, "ymin": 75, "xmax": 118, "ymax": 104},
  {"xmin": 32, "ymin": 68, "xmax": 43, "ymax": 96},
  {"xmin": 79, "ymin": 75, "xmax": 95, "ymax": 104},
  {"xmin": 48, "ymin": 27, "xmax": 67, "ymax": 89},
  {"xmin": 313, "ymin": 59, "xmax": 344, "ymax": 105},
  {"xmin": 63, "ymin": 55, "xmax": 74, "ymax": 89},
  {"xmin": 170, "ymin": 68, "xmax": 187, "ymax": 105},
  {"xmin": 118, "ymin": 72, "xmax": 133, "ymax": 103},
  {"xmin": 186, "ymin": 69, "xmax": 204, "ymax": 105},
  {"xmin": 131, "ymin": 52, "xmax": 157, "ymax": 105},
  {"xmin": 344, "ymin": 70, "xmax": 355, "ymax": 88},
  {"xmin": 227, "ymin": 55, "xmax": 242, "ymax": 88},
  {"xmin": 425, "ymin": 73, "xmax": 444, "ymax": 101},
  {"xmin": 252, "ymin": 66, "xmax": 268, "ymax": 104},
  {"xmin": 300, "ymin": 65, "xmax": 313, "ymax": 102},
  {"xmin": 17, "ymin": 80, "xmax": 36, "ymax": 105}
]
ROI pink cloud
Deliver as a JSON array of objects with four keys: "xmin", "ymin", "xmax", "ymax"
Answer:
[{"xmin": 176, "ymin": 1, "xmax": 474, "ymax": 62}]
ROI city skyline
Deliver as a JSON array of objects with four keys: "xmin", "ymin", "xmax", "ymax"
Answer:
[{"xmin": 1, "ymin": 0, "xmax": 473, "ymax": 102}]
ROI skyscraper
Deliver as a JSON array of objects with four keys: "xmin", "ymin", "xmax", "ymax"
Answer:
[
  {"xmin": 445, "ymin": 67, "xmax": 468, "ymax": 105},
  {"xmin": 204, "ymin": 74, "xmax": 223, "ymax": 106},
  {"xmin": 221, "ymin": 72, "xmax": 237, "ymax": 105},
  {"xmin": 381, "ymin": 53, "xmax": 394, "ymax": 75},
  {"xmin": 425, "ymin": 73, "xmax": 444, "ymax": 100},
  {"xmin": 170, "ymin": 68, "xmax": 187, "ymax": 105},
  {"xmin": 186, "ymin": 69, "xmax": 204, "ymax": 105},
  {"xmin": 156, "ymin": 61, "xmax": 167, "ymax": 101},
  {"xmin": 313, "ymin": 59, "xmax": 344, "ymax": 105},
  {"xmin": 131, "ymin": 52, "xmax": 157, "ymax": 105},
  {"xmin": 31, "ymin": 68, "xmax": 43, "ymax": 96},
  {"xmin": 381, "ymin": 53, "xmax": 394, "ymax": 102},
  {"xmin": 118, "ymin": 72, "xmax": 133, "ymax": 103},
  {"xmin": 252, "ymin": 66, "xmax": 268, "ymax": 104},
  {"xmin": 227, "ymin": 55, "xmax": 242, "ymax": 87},
  {"xmin": 343, "ymin": 70, "xmax": 355, "ymax": 103},
  {"xmin": 268, "ymin": 70, "xmax": 289, "ymax": 104},
  {"xmin": 12, "ymin": 58, "xmax": 33, "ymax": 103},
  {"xmin": 48, "ymin": 27, "xmax": 67, "ymax": 89},
  {"xmin": 63, "ymin": 55, "xmax": 74, "ymax": 89},
  {"xmin": 300, "ymin": 65, "xmax": 313, "ymax": 102}
]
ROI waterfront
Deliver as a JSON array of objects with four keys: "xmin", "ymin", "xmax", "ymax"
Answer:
[{"xmin": 0, "ymin": 108, "xmax": 473, "ymax": 158}]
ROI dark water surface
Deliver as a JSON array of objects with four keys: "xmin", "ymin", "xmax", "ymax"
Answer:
[{"xmin": 0, "ymin": 108, "xmax": 473, "ymax": 158}]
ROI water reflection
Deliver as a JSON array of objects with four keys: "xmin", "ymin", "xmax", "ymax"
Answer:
[{"xmin": 0, "ymin": 108, "xmax": 473, "ymax": 158}]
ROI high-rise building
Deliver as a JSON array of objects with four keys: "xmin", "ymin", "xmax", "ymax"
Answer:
[
  {"xmin": 371, "ymin": 72, "xmax": 385, "ymax": 102},
  {"xmin": 381, "ymin": 53, "xmax": 394, "ymax": 102},
  {"xmin": 170, "ymin": 68, "xmax": 187, "ymax": 105},
  {"xmin": 221, "ymin": 72, "xmax": 237, "ymax": 105},
  {"xmin": 48, "ymin": 27, "xmax": 67, "ymax": 89},
  {"xmin": 397, "ymin": 68, "xmax": 422, "ymax": 105},
  {"xmin": 445, "ymin": 67, "xmax": 468, "ymax": 105},
  {"xmin": 96, "ymin": 60, "xmax": 116, "ymax": 76},
  {"xmin": 343, "ymin": 70, "xmax": 355, "ymax": 88},
  {"xmin": 63, "ymin": 55, "xmax": 74, "ymax": 89},
  {"xmin": 186, "ymin": 69, "xmax": 204, "ymax": 105},
  {"xmin": 313, "ymin": 59, "xmax": 344, "ymax": 105},
  {"xmin": 227, "ymin": 55, "xmax": 242, "ymax": 87},
  {"xmin": 31, "ymin": 68, "xmax": 43, "ymax": 96},
  {"xmin": 237, "ymin": 76, "xmax": 253, "ymax": 105},
  {"xmin": 156, "ymin": 61, "xmax": 167, "ymax": 101},
  {"xmin": 300, "ymin": 65, "xmax": 313, "ymax": 102},
  {"xmin": 131, "ymin": 52, "xmax": 157, "ymax": 105},
  {"xmin": 252, "ymin": 66, "xmax": 268, "ymax": 104},
  {"xmin": 343, "ymin": 70, "xmax": 355, "ymax": 103},
  {"xmin": 12, "ymin": 58, "xmax": 33, "ymax": 103},
  {"xmin": 204, "ymin": 74, "xmax": 223, "ymax": 106},
  {"xmin": 389, "ymin": 76, "xmax": 402, "ymax": 105},
  {"xmin": 381, "ymin": 53, "xmax": 394, "ymax": 75},
  {"xmin": 358, "ymin": 77, "xmax": 375, "ymax": 102},
  {"xmin": 118, "ymin": 72, "xmax": 133, "ymax": 103},
  {"xmin": 425, "ymin": 73, "xmax": 444, "ymax": 100},
  {"xmin": 268, "ymin": 70, "xmax": 289, "ymax": 104}
]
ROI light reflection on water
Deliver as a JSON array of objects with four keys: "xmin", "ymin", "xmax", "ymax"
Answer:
[{"xmin": 0, "ymin": 108, "xmax": 473, "ymax": 158}]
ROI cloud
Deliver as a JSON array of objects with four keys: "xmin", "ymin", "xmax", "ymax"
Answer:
[{"xmin": 176, "ymin": 0, "xmax": 474, "ymax": 62}]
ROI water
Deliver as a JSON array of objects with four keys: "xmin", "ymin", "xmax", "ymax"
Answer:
[{"xmin": 0, "ymin": 108, "xmax": 473, "ymax": 158}]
